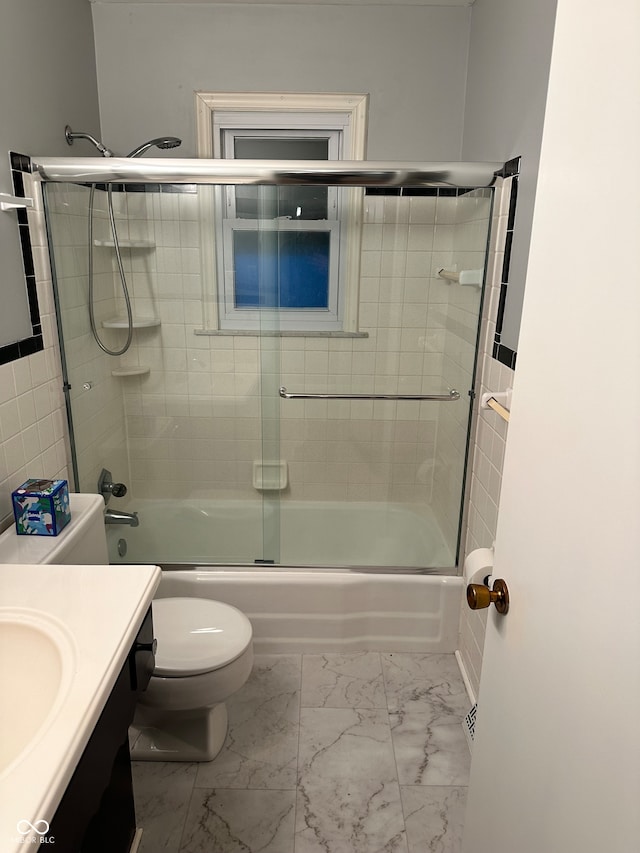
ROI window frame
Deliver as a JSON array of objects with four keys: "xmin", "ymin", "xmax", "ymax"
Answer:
[
  {"xmin": 194, "ymin": 92, "xmax": 368, "ymax": 334},
  {"xmin": 222, "ymin": 218, "xmax": 341, "ymax": 329}
]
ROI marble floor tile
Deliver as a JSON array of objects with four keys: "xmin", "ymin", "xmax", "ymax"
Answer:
[
  {"xmin": 295, "ymin": 778, "xmax": 408, "ymax": 853},
  {"xmin": 298, "ymin": 707, "xmax": 396, "ymax": 781},
  {"xmin": 180, "ymin": 788, "xmax": 295, "ymax": 853},
  {"xmin": 195, "ymin": 654, "xmax": 301, "ymax": 790},
  {"xmin": 131, "ymin": 651, "xmax": 471, "ymax": 853},
  {"xmin": 132, "ymin": 760, "xmax": 197, "ymax": 853},
  {"xmin": 401, "ymin": 786, "xmax": 467, "ymax": 853},
  {"xmin": 390, "ymin": 715, "xmax": 471, "ymax": 786},
  {"xmin": 381, "ymin": 654, "xmax": 469, "ymax": 720},
  {"xmin": 301, "ymin": 652, "xmax": 386, "ymax": 709},
  {"xmin": 296, "ymin": 707, "xmax": 407, "ymax": 852}
]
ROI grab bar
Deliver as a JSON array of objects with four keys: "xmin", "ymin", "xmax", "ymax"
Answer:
[{"xmin": 279, "ymin": 386, "xmax": 460, "ymax": 401}]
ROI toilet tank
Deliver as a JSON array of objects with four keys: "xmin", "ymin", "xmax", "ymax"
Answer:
[{"xmin": 0, "ymin": 493, "xmax": 109, "ymax": 565}]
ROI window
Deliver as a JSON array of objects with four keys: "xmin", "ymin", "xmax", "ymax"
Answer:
[{"xmin": 195, "ymin": 93, "xmax": 368, "ymax": 334}]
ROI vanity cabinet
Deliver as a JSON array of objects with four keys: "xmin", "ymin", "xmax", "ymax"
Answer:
[{"xmin": 48, "ymin": 607, "xmax": 154, "ymax": 853}]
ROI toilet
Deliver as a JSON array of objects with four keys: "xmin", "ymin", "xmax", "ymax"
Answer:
[
  {"xmin": 0, "ymin": 492, "xmax": 254, "ymax": 762},
  {"xmin": 132, "ymin": 596, "xmax": 253, "ymax": 761}
]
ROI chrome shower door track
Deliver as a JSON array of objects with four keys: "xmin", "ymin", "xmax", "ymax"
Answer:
[{"xmin": 31, "ymin": 157, "xmax": 503, "ymax": 188}]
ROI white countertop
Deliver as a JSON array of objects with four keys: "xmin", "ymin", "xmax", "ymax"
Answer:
[{"xmin": 0, "ymin": 563, "xmax": 161, "ymax": 852}]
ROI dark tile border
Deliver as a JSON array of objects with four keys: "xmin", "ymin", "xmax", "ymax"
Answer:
[
  {"xmin": 365, "ymin": 187, "xmax": 472, "ymax": 197},
  {"xmin": 492, "ymin": 341, "xmax": 517, "ymax": 369},
  {"xmin": 1, "ymin": 153, "xmax": 44, "ymax": 366},
  {"xmin": 88, "ymin": 182, "xmax": 198, "ymax": 194},
  {"xmin": 491, "ymin": 156, "xmax": 521, "ymax": 370}
]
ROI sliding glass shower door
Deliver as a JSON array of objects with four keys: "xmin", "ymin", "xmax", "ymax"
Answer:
[{"xmin": 44, "ymin": 174, "xmax": 492, "ymax": 569}]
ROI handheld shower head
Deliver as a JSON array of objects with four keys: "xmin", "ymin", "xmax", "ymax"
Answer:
[
  {"xmin": 65, "ymin": 125, "xmax": 114, "ymax": 157},
  {"xmin": 127, "ymin": 137, "xmax": 182, "ymax": 158}
]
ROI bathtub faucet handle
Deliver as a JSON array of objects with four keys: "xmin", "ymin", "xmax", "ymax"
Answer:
[
  {"xmin": 110, "ymin": 482, "xmax": 127, "ymax": 498},
  {"xmin": 98, "ymin": 467, "xmax": 128, "ymax": 504}
]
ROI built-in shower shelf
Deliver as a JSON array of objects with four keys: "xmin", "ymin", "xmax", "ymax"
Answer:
[
  {"xmin": 93, "ymin": 239, "xmax": 155, "ymax": 249},
  {"xmin": 111, "ymin": 365, "xmax": 151, "ymax": 377},
  {"xmin": 102, "ymin": 316, "xmax": 161, "ymax": 329}
]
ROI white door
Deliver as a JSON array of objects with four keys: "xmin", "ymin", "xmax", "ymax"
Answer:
[{"xmin": 462, "ymin": 2, "xmax": 640, "ymax": 852}]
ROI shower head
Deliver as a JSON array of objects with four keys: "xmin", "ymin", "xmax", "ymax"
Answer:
[
  {"xmin": 126, "ymin": 137, "xmax": 182, "ymax": 158},
  {"xmin": 65, "ymin": 125, "xmax": 114, "ymax": 157},
  {"xmin": 64, "ymin": 126, "xmax": 181, "ymax": 158}
]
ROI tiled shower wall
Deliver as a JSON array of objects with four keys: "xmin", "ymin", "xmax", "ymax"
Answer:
[
  {"xmin": 91, "ymin": 188, "xmax": 487, "ymax": 553},
  {"xmin": 0, "ymin": 175, "xmax": 69, "ymax": 522},
  {"xmin": 431, "ymin": 189, "xmax": 491, "ymax": 549},
  {"xmin": 45, "ymin": 184, "xmax": 130, "ymax": 497}
]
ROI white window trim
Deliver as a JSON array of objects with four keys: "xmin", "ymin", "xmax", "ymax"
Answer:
[{"xmin": 194, "ymin": 92, "xmax": 368, "ymax": 334}]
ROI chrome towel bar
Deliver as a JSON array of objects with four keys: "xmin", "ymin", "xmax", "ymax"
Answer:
[{"xmin": 279, "ymin": 386, "xmax": 460, "ymax": 402}]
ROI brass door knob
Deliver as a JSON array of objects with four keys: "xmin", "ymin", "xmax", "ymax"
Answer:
[{"xmin": 466, "ymin": 578, "xmax": 509, "ymax": 614}]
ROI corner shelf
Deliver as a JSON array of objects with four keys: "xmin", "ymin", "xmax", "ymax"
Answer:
[
  {"xmin": 102, "ymin": 316, "xmax": 161, "ymax": 329},
  {"xmin": 93, "ymin": 239, "xmax": 155, "ymax": 249},
  {"xmin": 111, "ymin": 366, "xmax": 151, "ymax": 378}
]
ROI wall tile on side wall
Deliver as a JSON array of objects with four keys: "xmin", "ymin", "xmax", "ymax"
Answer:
[
  {"xmin": 0, "ymin": 177, "xmax": 69, "ymax": 524},
  {"xmin": 457, "ymin": 176, "xmax": 517, "ymax": 702}
]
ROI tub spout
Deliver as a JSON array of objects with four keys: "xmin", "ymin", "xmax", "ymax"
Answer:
[{"xmin": 104, "ymin": 507, "xmax": 139, "ymax": 527}]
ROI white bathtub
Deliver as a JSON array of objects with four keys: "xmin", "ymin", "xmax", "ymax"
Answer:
[
  {"xmin": 107, "ymin": 498, "xmax": 455, "ymax": 568},
  {"xmin": 155, "ymin": 569, "xmax": 463, "ymax": 654},
  {"xmin": 107, "ymin": 498, "xmax": 462, "ymax": 653}
]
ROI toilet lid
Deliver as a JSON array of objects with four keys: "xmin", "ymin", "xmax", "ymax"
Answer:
[{"xmin": 151, "ymin": 597, "xmax": 252, "ymax": 677}]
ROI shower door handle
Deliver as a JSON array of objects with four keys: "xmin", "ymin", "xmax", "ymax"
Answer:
[{"xmin": 279, "ymin": 386, "xmax": 460, "ymax": 401}]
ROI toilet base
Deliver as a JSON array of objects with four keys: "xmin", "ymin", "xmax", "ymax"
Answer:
[{"xmin": 130, "ymin": 702, "xmax": 228, "ymax": 762}]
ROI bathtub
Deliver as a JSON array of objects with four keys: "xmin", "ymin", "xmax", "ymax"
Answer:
[
  {"xmin": 107, "ymin": 498, "xmax": 455, "ymax": 568},
  {"xmin": 107, "ymin": 499, "xmax": 462, "ymax": 653},
  {"xmin": 154, "ymin": 569, "xmax": 463, "ymax": 653}
]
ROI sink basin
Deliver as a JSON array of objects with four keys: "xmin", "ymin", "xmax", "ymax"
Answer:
[{"xmin": 0, "ymin": 609, "xmax": 74, "ymax": 777}]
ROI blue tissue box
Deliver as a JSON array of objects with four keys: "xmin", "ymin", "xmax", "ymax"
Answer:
[{"xmin": 12, "ymin": 479, "xmax": 71, "ymax": 536}]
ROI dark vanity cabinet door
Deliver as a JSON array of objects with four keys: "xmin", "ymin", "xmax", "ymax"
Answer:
[{"xmin": 48, "ymin": 607, "xmax": 155, "ymax": 853}]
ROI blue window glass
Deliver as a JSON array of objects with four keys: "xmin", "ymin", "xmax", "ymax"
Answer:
[{"xmin": 233, "ymin": 231, "xmax": 330, "ymax": 310}]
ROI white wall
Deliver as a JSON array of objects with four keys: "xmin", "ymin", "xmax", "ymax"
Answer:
[
  {"xmin": 456, "ymin": 0, "xmax": 557, "ymax": 699},
  {"xmin": 90, "ymin": 1, "xmax": 471, "ymax": 160},
  {"xmin": 463, "ymin": 0, "xmax": 640, "ymax": 845},
  {"xmin": 0, "ymin": 1, "xmax": 100, "ymax": 158},
  {"xmin": 462, "ymin": 0, "xmax": 557, "ymax": 351},
  {"xmin": 0, "ymin": 0, "xmax": 100, "ymax": 523}
]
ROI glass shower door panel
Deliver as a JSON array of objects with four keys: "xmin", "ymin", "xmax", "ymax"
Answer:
[
  {"xmin": 275, "ymin": 186, "xmax": 492, "ymax": 568},
  {"xmin": 44, "ymin": 181, "xmax": 271, "ymax": 566},
  {"xmin": 128, "ymin": 183, "xmax": 267, "ymax": 565},
  {"xmin": 44, "ymin": 177, "xmax": 491, "ymax": 570},
  {"xmin": 44, "ymin": 181, "xmax": 132, "ymax": 499}
]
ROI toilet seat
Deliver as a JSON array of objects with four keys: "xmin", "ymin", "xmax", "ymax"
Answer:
[{"xmin": 152, "ymin": 597, "xmax": 252, "ymax": 677}]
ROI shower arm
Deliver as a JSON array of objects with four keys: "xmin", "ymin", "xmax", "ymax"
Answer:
[{"xmin": 64, "ymin": 126, "xmax": 114, "ymax": 157}]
